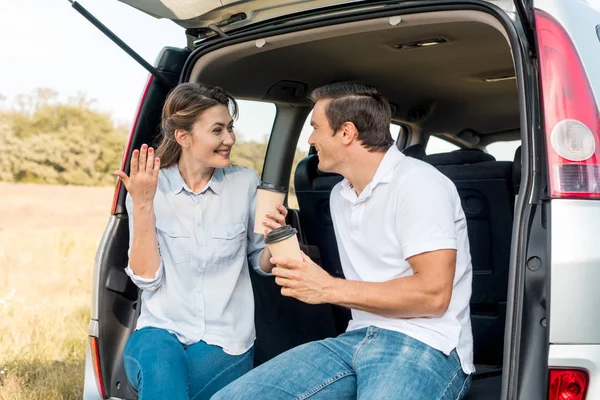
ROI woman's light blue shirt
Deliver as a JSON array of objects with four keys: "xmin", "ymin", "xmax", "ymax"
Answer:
[{"xmin": 125, "ymin": 164, "xmax": 267, "ymax": 355}]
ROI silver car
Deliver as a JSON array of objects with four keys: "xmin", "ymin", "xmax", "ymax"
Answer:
[{"xmin": 78, "ymin": 0, "xmax": 600, "ymax": 398}]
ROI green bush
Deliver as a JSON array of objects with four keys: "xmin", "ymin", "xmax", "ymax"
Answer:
[{"xmin": 0, "ymin": 91, "xmax": 127, "ymax": 186}]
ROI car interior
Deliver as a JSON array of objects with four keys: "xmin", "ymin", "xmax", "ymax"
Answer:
[{"xmin": 98, "ymin": 8, "xmax": 525, "ymax": 400}]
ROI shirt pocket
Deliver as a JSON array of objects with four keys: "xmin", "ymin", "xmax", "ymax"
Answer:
[
  {"xmin": 210, "ymin": 223, "xmax": 246, "ymax": 264},
  {"xmin": 155, "ymin": 220, "xmax": 191, "ymax": 265}
]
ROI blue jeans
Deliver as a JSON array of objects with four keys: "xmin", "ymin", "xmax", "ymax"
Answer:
[
  {"xmin": 123, "ymin": 327, "xmax": 254, "ymax": 400},
  {"xmin": 212, "ymin": 326, "xmax": 471, "ymax": 399}
]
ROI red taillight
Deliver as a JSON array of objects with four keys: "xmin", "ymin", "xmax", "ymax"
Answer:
[
  {"xmin": 535, "ymin": 10, "xmax": 600, "ymax": 198},
  {"xmin": 548, "ymin": 368, "xmax": 589, "ymax": 400},
  {"xmin": 111, "ymin": 74, "xmax": 154, "ymax": 214},
  {"xmin": 90, "ymin": 336, "xmax": 106, "ymax": 398}
]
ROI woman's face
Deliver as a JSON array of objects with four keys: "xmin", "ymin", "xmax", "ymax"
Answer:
[{"xmin": 178, "ymin": 104, "xmax": 236, "ymax": 169}]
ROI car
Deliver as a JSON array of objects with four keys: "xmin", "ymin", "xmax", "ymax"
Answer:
[{"xmin": 78, "ymin": 0, "xmax": 600, "ymax": 399}]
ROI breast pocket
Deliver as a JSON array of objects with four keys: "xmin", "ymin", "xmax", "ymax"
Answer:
[
  {"xmin": 155, "ymin": 220, "xmax": 191, "ymax": 265},
  {"xmin": 210, "ymin": 223, "xmax": 246, "ymax": 264}
]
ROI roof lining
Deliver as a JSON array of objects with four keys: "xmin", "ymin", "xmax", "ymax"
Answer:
[
  {"xmin": 188, "ymin": 9, "xmax": 519, "ymax": 137},
  {"xmin": 190, "ymin": 10, "xmax": 513, "ymax": 80}
]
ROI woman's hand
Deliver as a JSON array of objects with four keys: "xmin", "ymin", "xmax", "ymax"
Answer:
[
  {"xmin": 262, "ymin": 204, "xmax": 288, "ymax": 235},
  {"xmin": 257, "ymin": 203, "xmax": 289, "ymax": 273},
  {"xmin": 114, "ymin": 144, "xmax": 160, "ymax": 207}
]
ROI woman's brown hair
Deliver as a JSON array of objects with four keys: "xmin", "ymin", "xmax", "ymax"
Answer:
[{"xmin": 155, "ymin": 83, "xmax": 239, "ymax": 168}]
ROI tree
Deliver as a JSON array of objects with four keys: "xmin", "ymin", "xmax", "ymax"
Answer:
[
  {"xmin": 0, "ymin": 89, "xmax": 125, "ymax": 186},
  {"xmin": 33, "ymin": 88, "xmax": 58, "ymax": 110}
]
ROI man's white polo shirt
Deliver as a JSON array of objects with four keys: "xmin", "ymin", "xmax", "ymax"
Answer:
[{"xmin": 330, "ymin": 145, "xmax": 475, "ymax": 374}]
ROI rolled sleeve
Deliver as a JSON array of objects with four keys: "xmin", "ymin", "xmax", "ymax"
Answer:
[
  {"xmin": 249, "ymin": 247, "xmax": 272, "ymax": 277},
  {"xmin": 125, "ymin": 262, "xmax": 164, "ymax": 292}
]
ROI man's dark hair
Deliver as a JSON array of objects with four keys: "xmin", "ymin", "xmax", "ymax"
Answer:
[{"xmin": 310, "ymin": 82, "xmax": 394, "ymax": 152}]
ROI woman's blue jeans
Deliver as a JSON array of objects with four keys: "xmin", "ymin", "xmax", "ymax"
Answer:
[{"xmin": 123, "ymin": 327, "xmax": 254, "ymax": 400}]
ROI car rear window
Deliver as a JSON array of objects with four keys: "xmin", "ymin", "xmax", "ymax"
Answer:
[{"xmin": 486, "ymin": 140, "xmax": 521, "ymax": 161}]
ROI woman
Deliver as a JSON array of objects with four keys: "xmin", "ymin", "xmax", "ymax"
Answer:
[{"xmin": 114, "ymin": 83, "xmax": 287, "ymax": 400}]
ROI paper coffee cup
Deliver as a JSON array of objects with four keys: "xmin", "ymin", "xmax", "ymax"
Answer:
[
  {"xmin": 254, "ymin": 182, "xmax": 287, "ymax": 234},
  {"xmin": 265, "ymin": 225, "xmax": 302, "ymax": 262}
]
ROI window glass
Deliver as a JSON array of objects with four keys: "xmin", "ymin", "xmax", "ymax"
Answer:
[
  {"xmin": 229, "ymin": 100, "xmax": 277, "ymax": 176},
  {"xmin": 425, "ymin": 136, "xmax": 460, "ymax": 154},
  {"xmin": 486, "ymin": 140, "xmax": 521, "ymax": 161}
]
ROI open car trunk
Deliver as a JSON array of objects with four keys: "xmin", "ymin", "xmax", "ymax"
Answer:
[{"xmin": 89, "ymin": 2, "xmax": 534, "ymax": 399}]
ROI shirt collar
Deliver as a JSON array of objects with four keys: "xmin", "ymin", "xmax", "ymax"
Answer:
[
  {"xmin": 166, "ymin": 164, "xmax": 224, "ymax": 196},
  {"xmin": 371, "ymin": 145, "xmax": 404, "ymax": 186},
  {"xmin": 340, "ymin": 145, "xmax": 405, "ymax": 203},
  {"xmin": 208, "ymin": 167, "xmax": 225, "ymax": 195}
]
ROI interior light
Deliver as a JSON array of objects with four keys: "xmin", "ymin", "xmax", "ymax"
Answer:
[
  {"xmin": 418, "ymin": 41, "xmax": 442, "ymax": 47},
  {"xmin": 484, "ymin": 76, "xmax": 517, "ymax": 83}
]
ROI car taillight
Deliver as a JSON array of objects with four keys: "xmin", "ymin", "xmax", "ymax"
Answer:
[
  {"xmin": 111, "ymin": 74, "xmax": 154, "ymax": 214},
  {"xmin": 548, "ymin": 368, "xmax": 588, "ymax": 400},
  {"xmin": 535, "ymin": 10, "xmax": 600, "ymax": 198},
  {"xmin": 90, "ymin": 336, "xmax": 106, "ymax": 398}
]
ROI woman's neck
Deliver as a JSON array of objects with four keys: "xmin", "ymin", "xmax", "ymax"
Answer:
[{"xmin": 177, "ymin": 155, "xmax": 215, "ymax": 194}]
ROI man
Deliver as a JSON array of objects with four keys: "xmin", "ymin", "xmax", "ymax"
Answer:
[{"xmin": 213, "ymin": 82, "xmax": 474, "ymax": 399}]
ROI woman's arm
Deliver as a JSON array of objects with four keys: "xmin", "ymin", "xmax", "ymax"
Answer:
[
  {"xmin": 116, "ymin": 144, "xmax": 163, "ymax": 290},
  {"xmin": 257, "ymin": 203, "xmax": 289, "ymax": 273},
  {"xmin": 258, "ymin": 246, "xmax": 275, "ymax": 274},
  {"xmin": 246, "ymin": 173, "xmax": 288, "ymax": 275},
  {"xmin": 128, "ymin": 200, "xmax": 161, "ymax": 279}
]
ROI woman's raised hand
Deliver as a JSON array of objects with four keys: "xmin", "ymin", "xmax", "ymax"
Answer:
[{"xmin": 114, "ymin": 144, "xmax": 160, "ymax": 206}]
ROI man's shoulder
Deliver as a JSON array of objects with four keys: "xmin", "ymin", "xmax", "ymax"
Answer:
[
  {"xmin": 392, "ymin": 156, "xmax": 452, "ymax": 188},
  {"xmin": 391, "ymin": 158, "xmax": 459, "ymax": 211}
]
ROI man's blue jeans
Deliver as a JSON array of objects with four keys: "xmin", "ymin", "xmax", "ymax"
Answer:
[
  {"xmin": 123, "ymin": 327, "xmax": 254, "ymax": 400},
  {"xmin": 212, "ymin": 326, "xmax": 471, "ymax": 399}
]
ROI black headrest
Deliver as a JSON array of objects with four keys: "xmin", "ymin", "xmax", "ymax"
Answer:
[
  {"xmin": 513, "ymin": 145, "xmax": 522, "ymax": 191},
  {"xmin": 425, "ymin": 149, "xmax": 496, "ymax": 166},
  {"xmin": 402, "ymin": 144, "xmax": 426, "ymax": 160}
]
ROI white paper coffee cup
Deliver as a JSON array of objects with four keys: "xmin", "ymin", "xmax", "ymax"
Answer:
[
  {"xmin": 265, "ymin": 225, "xmax": 302, "ymax": 262},
  {"xmin": 254, "ymin": 182, "xmax": 287, "ymax": 234}
]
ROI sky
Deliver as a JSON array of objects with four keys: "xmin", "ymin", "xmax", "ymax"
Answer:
[
  {"xmin": 0, "ymin": 0, "xmax": 519, "ymax": 158},
  {"xmin": 0, "ymin": 0, "xmax": 184, "ymax": 123},
  {"xmin": 0, "ymin": 0, "xmax": 299, "ymax": 146}
]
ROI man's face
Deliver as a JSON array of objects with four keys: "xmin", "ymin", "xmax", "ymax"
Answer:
[{"xmin": 308, "ymin": 100, "xmax": 342, "ymax": 173}]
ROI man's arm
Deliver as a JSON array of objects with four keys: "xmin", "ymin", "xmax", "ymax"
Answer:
[
  {"xmin": 326, "ymin": 249, "xmax": 456, "ymax": 318},
  {"xmin": 272, "ymin": 248, "xmax": 456, "ymax": 318}
]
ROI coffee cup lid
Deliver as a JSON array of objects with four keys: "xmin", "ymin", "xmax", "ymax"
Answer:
[
  {"xmin": 265, "ymin": 225, "xmax": 298, "ymax": 244},
  {"xmin": 258, "ymin": 182, "xmax": 287, "ymax": 193}
]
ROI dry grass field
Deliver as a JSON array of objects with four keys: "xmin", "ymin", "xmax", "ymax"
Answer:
[{"xmin": 0, "ymin": 182, "xmax": 114, "ymax": 399}]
